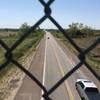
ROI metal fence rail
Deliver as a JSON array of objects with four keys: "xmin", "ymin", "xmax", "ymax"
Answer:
[{"xmin": 0, "ymin": 0, "xmax": 100, "ymax": 100}]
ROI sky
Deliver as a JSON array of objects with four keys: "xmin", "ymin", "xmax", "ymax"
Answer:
[{"xmin": 0, "ymin": 0, "xmax": 100, "ymax": 29}]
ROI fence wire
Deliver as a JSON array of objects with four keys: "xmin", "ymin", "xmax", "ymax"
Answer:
[{"xmin": 0, "ymin": 0, "xmax": 100, "ymax": 100}]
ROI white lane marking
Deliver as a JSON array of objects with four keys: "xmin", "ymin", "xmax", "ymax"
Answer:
[
  {"xmin": 49, "ymin": 33, "xmax": 86, "ymax": 78},
  {"xmin": 41, "ymin": 34, "xmax": 47, "ymax": 100}
]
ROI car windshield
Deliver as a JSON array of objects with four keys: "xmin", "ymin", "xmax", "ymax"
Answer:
[
  {"xmin": 85, "ymin": 88, "xmax": 98, "ymax": 92},
  {"xmin": 84, "ymin": 81, "xmax": 92, "ymax": 83}
]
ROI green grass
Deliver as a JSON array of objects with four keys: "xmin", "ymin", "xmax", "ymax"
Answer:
[
  {"xmin": 51, "ymin": 31, "xmax": 100, "ymax": 76},
  {"xmin": 0, "ymin": 30, "xmax": 44, "ymax": 78}
]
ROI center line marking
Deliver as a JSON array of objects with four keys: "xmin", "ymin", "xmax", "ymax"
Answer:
[{"xmin": 50, "ymin": 36, "xmax": 74, "ymax": 100}]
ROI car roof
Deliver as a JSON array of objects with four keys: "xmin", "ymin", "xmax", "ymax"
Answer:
[{"xmin": 76, "ymin": 79, "xmax": 97, "ymax": 88}]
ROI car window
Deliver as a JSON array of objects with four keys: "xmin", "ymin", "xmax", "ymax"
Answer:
[
  {"xmin": 78, "ymin": 81, "xmax": 85, "ymax": 89},
  {"xmin": 85, "ymin": 88, "xmax": 98, "ymax": 92}
]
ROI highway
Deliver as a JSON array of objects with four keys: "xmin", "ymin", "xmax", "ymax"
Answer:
[
  {"xmin": 42, "ymin": 32, "xmax": 100, "ymax": 100},
  {"xmin": 14, "ymin": 31, "xmax": 100, "ymax": 100}
]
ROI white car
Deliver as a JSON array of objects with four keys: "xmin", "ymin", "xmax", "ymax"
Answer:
[
  {"xmin": 76, "ymin": 79, "xmax": 98, "ymax": 91},
  {"xmin": 75, "ymin": 79, "xmax": 99, "ymax": 100}
]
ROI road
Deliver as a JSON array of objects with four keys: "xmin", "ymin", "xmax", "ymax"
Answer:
[
  {"xmin": 43, "ymin": 32, "xmax": 100, "ymax": 100},
  {"xmin": 14, "ymin": 32, "xmax": 100, "ymax": 100},
  {"xmin": 43, "ymin": 32, "xmax": 81, "ymax": 100}
]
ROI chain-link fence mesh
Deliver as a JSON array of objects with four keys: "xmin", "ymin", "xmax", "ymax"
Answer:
[{"xmin": 0, "ymin": 0, "xmax": 100, "ymax": 100}]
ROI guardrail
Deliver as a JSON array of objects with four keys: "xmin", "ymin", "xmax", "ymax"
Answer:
[{"xmin": 0, "ymin": 0, "xmax": 100, "ymax": 100}]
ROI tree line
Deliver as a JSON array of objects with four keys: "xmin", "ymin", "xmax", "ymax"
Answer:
[
  {"xmin": 0, "ymin": 22, "xmax": 100, "ymax": 38},
  {"xmin": 67, "ymin": 23, "xmax": 100, "ymax": 38},
  {"xmin": 48, "ymin": 23, "xmax": 100, "ymax": 38}
]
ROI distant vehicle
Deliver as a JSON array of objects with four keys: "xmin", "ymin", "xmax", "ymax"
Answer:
[
  {"xmin": 75, "ymin": 79, "xmax": 100, "ymax": 100},
  {"xmin": 47, "ymin": 37, "xmax": 50, "ymax": 39}
]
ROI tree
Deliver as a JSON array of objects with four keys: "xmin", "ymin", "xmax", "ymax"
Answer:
[
  {"xmin": 19, "ymin": 22, "xmax": 30, "ymax": 34},
  {"xmin": 68, "ymin": 23, "xmax": 94, "ymax": 37},
  {"xmin": 68, "ymin": 23, "xmax": 81, "ymax": 37},
  {"xmin": 81, "ymin": 25, "xmax": 94, "ymax": 37}
]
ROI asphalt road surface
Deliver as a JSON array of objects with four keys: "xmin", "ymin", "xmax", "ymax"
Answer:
[
  {"xmin": 43, "ymin": 32, "xmax": 81, "ymax": 100},
  {"xmin": 14, "ymin": 32, "xmax": 100, "ymax": 100},
  {"xmin": 43, "ymin": 32, "xmax": 100, "ymax": 100}
]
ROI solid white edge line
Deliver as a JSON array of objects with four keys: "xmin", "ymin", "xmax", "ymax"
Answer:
[{"xmin": 41, "ymin": 34, "xmax": 47, "ymax": 100}]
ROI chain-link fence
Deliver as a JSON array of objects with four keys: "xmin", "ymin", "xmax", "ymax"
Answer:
[{"xmin": 0, "ymin": 0, "xmax": 100, "ymax": 100}]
